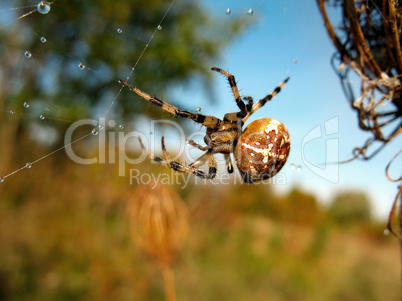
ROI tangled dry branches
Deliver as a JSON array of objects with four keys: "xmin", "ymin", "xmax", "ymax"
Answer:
[{"xmin": 317, "ymin": 0, "xmax": 402, "ymax": 237}]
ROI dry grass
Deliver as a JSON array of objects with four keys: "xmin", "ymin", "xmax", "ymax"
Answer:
[{"xmin": 0, "ymin": 160, "xmax": 399, "ymax": 300}]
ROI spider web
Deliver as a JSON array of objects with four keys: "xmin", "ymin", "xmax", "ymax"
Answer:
[
  {"xmin": 0, "ymin": 0, "xmax": 179, "ymax": 182},
  {"xmin": 0, "ymin": 0, "xmax": 296, "ymax": 184}
]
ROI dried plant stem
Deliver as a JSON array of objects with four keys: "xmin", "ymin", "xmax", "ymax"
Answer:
[
  {"xmin": 317, "ymin": 0, "xmax": 346, "ymax": 57},
  {"xmin": 162, "ymin": 264, "xmax": 177, "ymax": 301},
  {"xmin": 388, "ymin": 0, "xmax": 402, "ymax": 73},
  {"xmin": 344, "ymin": 0, "xmax": 382, "ymax": 76}
]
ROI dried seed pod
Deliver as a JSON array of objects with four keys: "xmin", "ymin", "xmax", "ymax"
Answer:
[{"xmin": 128, "ymin": 183, "xmax": 188, "ymax": 265}]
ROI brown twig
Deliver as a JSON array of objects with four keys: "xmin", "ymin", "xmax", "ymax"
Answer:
[
  {"xmin": 316, "ymin": 0, "xmax": 402, "ymax": 241},
  {"xmin": 388, "ymin": 0, "xmax": 402, "ymax": 73},
  {"xmin": 344, "ymin": 0, "xmax": 382, "ymax": 76}
]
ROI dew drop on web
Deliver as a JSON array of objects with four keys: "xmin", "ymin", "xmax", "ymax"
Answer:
[
  {"xmin": 108, "ymin": 120, "xmax": 116, "ymax": 128},
  {"xmin": 117, "ymin": 28, "xmax": 123, "ymax": 34},
  {"xmin": 157, "ymin": 25, "xmax": 162, "ymax": 30},
  {"xmin": 23, "ymin": 102, "xmax": 30, "ymax": 108},
  {"xmin": 0, "ymin": 177, "xmax": 4, "ymax": 183},
  {"xmin": 118, "ymin": 124, "xmax": 124, "ymax": 130},
  {"xmin": 25, "ymin": 162, "xmax": 32, "ymax": 169},
  {"xmin": 247, "ymin": 8, "xmax": 254, "ymax": 16},
  {"xmin": 37, "ymin": 1, "xmax": 51, "ymax": 14},
  {"xmin": 24, "ymin": 51, "xmax": 32, "ymax": 58},
  {"xmin": 78, "ymin": 63, "xmax": 86, "ymax": 70},
  {"xmin": 92, "ymin": 129, "xmax": 99, "ymax": 135},
  {"xmin": 196, "ymin": 107, "xmax": 201, "ymax": 112},
  {"xmin": 40, "ymin": 37, "xmax": 47, "ymax": 43},
  {"xmin": 226, "ymin": 8, "xmax": 231, "ymax": 15},
  {"xmin": 9, "ymin": 110, "xmax": 14, "ymax": 114},
  {"xmin": 39, "ymin": 115, "xmax": 45, "ymax": 120}
]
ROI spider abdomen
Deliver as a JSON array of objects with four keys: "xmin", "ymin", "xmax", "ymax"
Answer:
[{"xmin": 234, "ymin": 117, "xmax": 290, "ymax": 183}]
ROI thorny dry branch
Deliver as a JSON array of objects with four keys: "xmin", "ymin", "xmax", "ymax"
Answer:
[{"xmin": 317, "ymin": 0, "xmax": 402, "ymax": 238}]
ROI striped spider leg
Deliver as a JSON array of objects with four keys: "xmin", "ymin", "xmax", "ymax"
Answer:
[{"xmin": 119, "ymin": 67, "xmax": 290, "ymax": 183}]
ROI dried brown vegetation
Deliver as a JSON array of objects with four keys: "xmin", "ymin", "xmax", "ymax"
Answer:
[{"xmin": 317, "ymin": 0, "xmax": 402, "ymax": 238}]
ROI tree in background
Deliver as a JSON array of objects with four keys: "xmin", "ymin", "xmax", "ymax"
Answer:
[
  {"xmin": 328, "ymin": 191, "xmax": 372, "ymax": 226},
  {"xmin": 317, "ymin": 0, "xmax": 402, "ymax": 238}
]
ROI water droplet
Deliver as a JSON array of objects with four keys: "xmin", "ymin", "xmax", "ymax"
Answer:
[
  {"xmin": 118, "ymin": 124, "xmax": 124, "ymax": 129},
  {"xmin": 39, "ymin": 115, "xmax": 45, "ymax": 120},
  {"xmin": 157, "ymin": 25, "xmax": 162, "ymax": 30},
  {"xmin": 37, "ymin": 1, "xmax": 51, "ymax": 14},
  {"xmin": 40, "ymin": 37, "xmax": 47, "ymax": 43},
  {"xmin": 297, "ymin": 165, "xmax": 302, "ymax": 172},
  {"xmin": 98, "ymin": 124, "xmax": 104, "ymax": 130},
  {"xmin": 45, "ymin": 107, "xmax": 50, "ymax": 111},
  {"xmin": 247, "ymin": 8, "xmax": 254, "ymax": 16},
  {"xmin": 117, "ymin": 28, "xmax": 123, "ymax": 33},
  {"xmin": 92, "ymin": 128, "xmax": 99, "ymax": 135},
  {"xmin": 226, "ymin": 8, "xmax": 231, "ymax": 15},
  {"xmin": 0, "ymin": 177, "xmax": 4, "ymax": 183},
  {"xmin": 9, "ymin": 110, "xmax": 14, "ymax": 114},
  {"xmin": 383, "ymin": 229, "xmax": 390, "ymax": 236},
  {"xmin": 196, "ymin": 107, "xmax": 201, "ymax": 112},
  {"xmin": 290, "ymin": 163, "xmax": 295, "ymax": 170},
  {"xmin": 23, "ymin": 102, "xmax": 30, "ymax": 108},
  {"xmin": 25, "ymin": 162, "xmax": 32, "ymax": 169},
  {"xmin": 292, "ymin": 58, "xmax": 298, "ymax": 64},
  {"xmin": 78, "ymin": 63, "xmax": 86, "ymax": 70},
  {"xmin": 24, "ymin": 51, "xmax": 32, "ymax": 58}
]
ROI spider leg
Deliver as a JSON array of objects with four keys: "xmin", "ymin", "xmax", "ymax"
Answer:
[
  {"xmin": 161, "ymin": 137, "xmax": 217, "ymax": 179},
  {"xmin": 189, "ymin": 153, "xmax": 208, "ymax": 169},
  {"xmin": 222, "ymin": 112, "xmax": 240, "ymax": 122},
  {"xmin": 222, "ymin": 97, "xmax": 254, "ymax": 123},
  {"xmin": 243, "ymin": 96, "xmax": 254, "ymax": 112},
  {"xmin": 120, "ymin": 80, "xmax": 222, "ymax": 128},
  {"xmin": 206, "ymin": 150, "xmax": 217, "ymax": 178},
  {"xmin": 138, "ymin": 137, "xmax": 216, "ymax": 179},
  {"xmin": 242, "ymin": 77, "xmax": 290, "ymax": 123},
  {"xmin": 185, "ymin": 139, "xmax": 210, "ymax": 151},
  {"xmin": 137, "ymin": 137, "xmax": 172, "ymax": 170},
  {"xmin": 224, "ymin": 154, "xmax": 234, "ymax": 173},
  {"xmin": 211, "ymin": 67, "xmax": 248, "ymax": 118}
]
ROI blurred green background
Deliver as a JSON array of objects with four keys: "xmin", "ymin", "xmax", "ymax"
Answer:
[
  {"xmin": 0, "ymin": 160, "xmax": 399, "ymax": 300},
  {"xmin": 0, "ymin": 0, "xmax": 400, "ymax": 300}
]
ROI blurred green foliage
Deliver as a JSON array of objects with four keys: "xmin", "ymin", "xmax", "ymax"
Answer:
[
  {"xmin": 0, "ymin": 0, "xmax": 248, "ymax": 176},
  {"xmin": 328, "ymin": 191, "xmax": 372, "ymax": 226},
  {"xmin": 0, "ymin": 0, "xmax": 248, "ymax": 146}
]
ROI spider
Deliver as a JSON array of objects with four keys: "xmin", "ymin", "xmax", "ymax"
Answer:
[{"xmin": 119, "ymin": 67, "xmax": 290, "ymax": 183}]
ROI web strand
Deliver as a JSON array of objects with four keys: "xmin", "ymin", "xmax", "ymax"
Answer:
[
  {"xmin": 0, "ymin": 0, "xmax": 177, "ymax": 182},
  {"xmin": 104, "ymin": 0, "xmax": 176, "ymax": 118}
]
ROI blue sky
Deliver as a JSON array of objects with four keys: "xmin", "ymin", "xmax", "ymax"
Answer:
[{"xmin": 168, "ymin": 0, "xmax": 401, "ymax": 219}]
